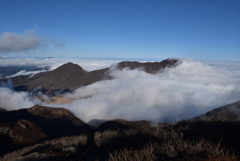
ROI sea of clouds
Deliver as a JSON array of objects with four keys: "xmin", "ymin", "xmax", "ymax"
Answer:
[
  {"xmin": 0, "ymin": 57, "xmax": 119, "ymax": 76},
  {"xmin": 0, "ymin": 58, "xmax": 240, "ymax": 124}
]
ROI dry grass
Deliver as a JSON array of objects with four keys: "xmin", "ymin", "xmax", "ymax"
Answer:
[
  {"xmin": 0, "ymin": 134, "xmax": 87, "ymax": 161},
  {"xmin": 94, "ymin": 130, "xmax": 119, "ymax": 147},
  {"xmin": 108, "ymin": 128, "xmax": 237, "ymax": 161},
  {"xmin": 109, "ymin": 142, "xmax": 156, "ymax": 161},
  {"xmin": 1, "ymin": 120, "xmax": 239, "ymax": 161}
]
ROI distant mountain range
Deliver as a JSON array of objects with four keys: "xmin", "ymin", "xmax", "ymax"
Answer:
[
  {"xmin": 0, "ymin": 58, "xmax": 178, "ymax": 94},
  {"xmin": 0, "ymin": 66, "xmax": 50, "ymax": 78}
]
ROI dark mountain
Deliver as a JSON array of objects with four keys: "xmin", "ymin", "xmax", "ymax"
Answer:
[
  {"xmin": 0, "ymin": 105, "xmax": 92, "ymax": 156},
  {"xmin": 192, "ymin": 101, "xmax": 240, "ymax": 121},
  {"xmin": 116, "ymin": 58, "xmax": 178, "ymax": 74}
]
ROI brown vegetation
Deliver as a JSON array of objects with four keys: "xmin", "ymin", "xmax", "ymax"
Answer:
[{"xmin": 1, "ymin": 120, "xmax": 239, "ymax": 161}]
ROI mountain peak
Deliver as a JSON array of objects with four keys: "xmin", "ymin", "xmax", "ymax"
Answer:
[
  {"xmin": 116, "ymin": 58, "xmax": 179, "ymax": 74},
  {"xmin": 53, "ymin": 62, "xmax": 88, "ymax": 74}
]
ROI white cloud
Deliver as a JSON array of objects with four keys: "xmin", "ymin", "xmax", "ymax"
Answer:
[
  {"xmin": 0, "ymin": 30, "xmax": 44, "ymax": 53},
  {"xmin": 0, "ymin": 58, "xmax": 121, "ymax": 77},
  {"xmin": 0, "ymin": 28, "xmax": 67, "ymax": 54},
  {"xmin": 0, "ymin": 80, "xmax": 35, "ymax": 110},
  {"xmin": 63, "ymin": 59, "xmax": 240, "ymax": 123},
  {"xmin": 0, "ymin": 58, "xmax": 240, "ymax": 124}
]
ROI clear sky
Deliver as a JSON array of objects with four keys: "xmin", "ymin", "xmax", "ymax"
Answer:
[{"xmin": 0, "ymin": 0, "xmax": 239, "ymax": 61}]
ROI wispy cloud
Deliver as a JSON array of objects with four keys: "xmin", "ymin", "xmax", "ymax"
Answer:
[{"xmin": 49, "ymin": 35, "xmax": 65, "ymax": 48}]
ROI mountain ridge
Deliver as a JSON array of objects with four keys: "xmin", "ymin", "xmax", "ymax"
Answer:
[
  {"xmin": 192, "ymin": 101, "xmax": 240, "ymax": 121},
  {"xmin": 1, "ymin": 58, "xmax": 179, "ymax": 94}
]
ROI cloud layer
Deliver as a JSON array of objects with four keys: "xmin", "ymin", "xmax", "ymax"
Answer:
[
  {"xmin": 0, "ymin": 80, "xmax": 35, "ymax": 110},
  {"xmin": 0, "ymin": 58, "xmax": 120, "ymax": 78},
  {"xmin": 64, "ymin": 59, "xmax": 240, "ymax": 123},
  {"xmin": 0, "ymin": 58, "xmax": 120, "ymax": 71},
  {"xmin": 0, "ymin": 59, "xmax": 240, "ymax": 124}
]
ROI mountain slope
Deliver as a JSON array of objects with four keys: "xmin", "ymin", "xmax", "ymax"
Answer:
[
  {"xmin": 0, "ymin": 105, "xmax": 93, "ymax": 156},
  {"xmin": 192, "ymin": 101, "xmax": 240, "ymax": 121},
  {"xmin": 116, "ymin": 58, "xmax": 178, "ymax": 74},
  {"xmin": 10, "ymin": 62, "xmax": 109, "ymax": 93},
  {"xmin": 13, "ymin": 62, "xmax": 89, "ymax": 91}
]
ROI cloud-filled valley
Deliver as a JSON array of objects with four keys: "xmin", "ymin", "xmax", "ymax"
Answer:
[{"xmin": 0, "ymin": 58, "xmax": 240, "ymax": 124}]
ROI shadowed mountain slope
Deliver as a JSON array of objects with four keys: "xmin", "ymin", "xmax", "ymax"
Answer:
[
  {"xmin": 96, "ymin": 119, "xmax": 167, "ymax": 132},
  {"xmin": 0, "ymin": 105, "xmax": 93, "ymax": 156},
  {"xmin": 192, "ymin": 101, "xmax": 240, "ymax": 121},
  {"xmin": 0, "ymin": 105, "xmax": 92, "ymax": 137}
]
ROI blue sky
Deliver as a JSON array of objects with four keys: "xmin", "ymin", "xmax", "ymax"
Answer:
[{"xmin": 0, "ymin": 0, "xmax": 239, "ymax": 61}]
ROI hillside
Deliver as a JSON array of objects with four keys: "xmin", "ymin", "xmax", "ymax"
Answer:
[
  {"xmin": 192, "ymin": 101, "xmax": 240, "ymax": 121},
  {"xmin": 1, "ymin": 101, "xmax": 240, "ymax": 160},
  {"xmin": 0, "ymin": 105, "xmax": 92, "ymax": 156}
]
